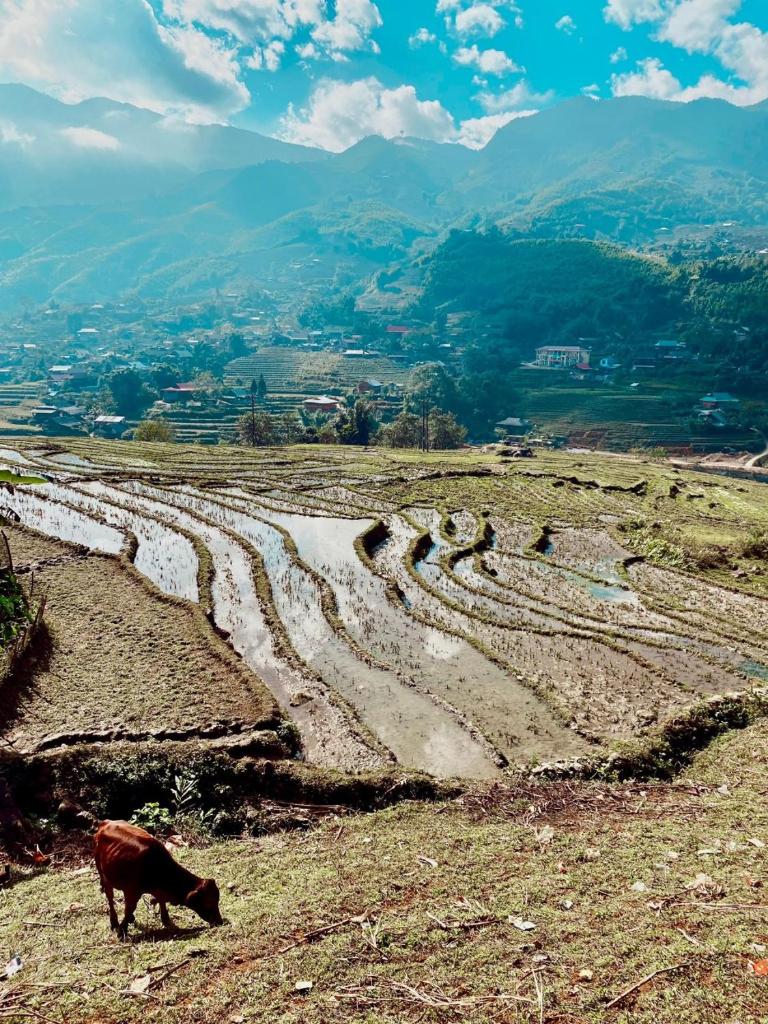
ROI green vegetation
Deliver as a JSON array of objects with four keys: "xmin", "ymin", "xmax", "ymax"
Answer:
[
  {"xmin": 419, "ymin": 232, "xmax": 684, "ymax": 343},
  {"xmin": 0, "ymin": 564, "xmax": 30, "ymax": 646},
  {"xmin": 134, "ymin": 419, "xmax": 176, "ymax": 443}
]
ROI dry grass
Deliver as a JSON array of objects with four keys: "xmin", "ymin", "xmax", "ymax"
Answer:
[{"xmin": 3, "ymin": 719, "xmax": 768, "ymax": 1023}]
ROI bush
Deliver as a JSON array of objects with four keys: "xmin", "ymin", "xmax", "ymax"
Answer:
[
  {"xmin": 134, "ymin": 418, "xmax": 176, "ymax": 443},
  {"xmin": 130, "ymin": 801, "xmax": 173, "ymax": 834},
  {"xmin": 743, "ymin": 531, "xmax": 768, "ymax": 560}
]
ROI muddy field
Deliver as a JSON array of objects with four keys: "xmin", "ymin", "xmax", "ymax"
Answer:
[
  {"xmin": 0, "ymin": 527, "xmax": 281, "ymax": 754},
  {"xmin": 1, "ymin": 440, "xmax": 767, "ymax": 777}
]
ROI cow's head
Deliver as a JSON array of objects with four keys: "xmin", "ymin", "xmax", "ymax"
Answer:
[{"xmin": 185, "ymin": 878, "xmax": 223, "ymax": 926}]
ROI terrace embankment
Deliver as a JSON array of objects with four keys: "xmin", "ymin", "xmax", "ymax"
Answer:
[
  {"xmin": 0, "ymin": 525, "xmax": 286, "ymax": 754},
  {"xmin": 2, "ymin": 440, "xmax": 768, "ymax": 783}
]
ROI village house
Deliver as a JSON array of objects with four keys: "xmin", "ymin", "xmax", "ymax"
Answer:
[
  {"xmin": 92, "ymin": 414, "xmax": 126, "ymax": 439},
  {"xmin": 535, "ymin": 345, "xmax": 590, "ymax": 369},
  {"xmin": 655, "ymin": 339, "xmax": 687, "ymax": 359},
  {"xmin": 698, "ymin": 408, "xmax": 728, "ymax": 428},
  {"xmin": 700, "ymin": 392, "xmax": 740, "ymax": 410},
  {"xmin": 304, "ymin": 396, "xmax": 341, "ymax": 415},
  {"xmin": 496, "ymin": 416, "xmax": 532, "ymax": 439},
  {"xmin": 47, "ymin": 364, "xmax": 73, "ymax": 385},
  {"xmin": 162, "ymin": 382, "xmax": 200, "ymax": 404},
  {"xmin": 357, "ymin": 378, "xmax": 384, "ymax": 395}
]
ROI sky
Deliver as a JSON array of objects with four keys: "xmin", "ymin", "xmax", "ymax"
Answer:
[{"xmin": 0, "ymin": 0, "xmax": 766, "ymax": 150}]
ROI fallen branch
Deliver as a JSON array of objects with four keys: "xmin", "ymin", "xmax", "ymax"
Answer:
[
  {"xmin": 427, "ymin": 912, "xmax": 500, "ymax": 932},
  {"xmin": 606, "ymin": 963, "xmax": 688, "ymax": 1010},
  {"xmin": 267, "ymin": 911, "xmax": 372, "ymax": 959}
]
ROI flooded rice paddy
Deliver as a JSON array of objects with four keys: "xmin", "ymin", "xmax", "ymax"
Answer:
[{"xmin": 3, "ymin": 442, "xmax": 768, "ymax": 777}]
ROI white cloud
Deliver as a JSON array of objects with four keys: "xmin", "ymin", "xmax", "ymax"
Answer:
[
  {"xmin": 0, "ymin": 120, "xmax": 35, "ymax": 146},
  {"xmin": 603, "ymin": 0, "xmax": 664, "ymax": 29},
  {"xmin": 611, "ymin": 54, "xmax": 765, "ymax": 104},
  {"xmin": 455, "ymin": 4, "xmax": 504, "ymax": 37},
  {"xmin": 658, "ymin": 0, "xmax": 739, "ymax": 50},
  {"xmin": 611, "ymin": 57, "xmax": 687, "ymax": 98},
  {"xmin": 440, "ymin": 1, "xmax": 523, "ymax": 38},
  {"xmin": 604, "ymin": 0, "xmax": 768, "ymax": 106},
  {"xmin": 457, "ymin": 109, "xmax": 535, "ymax": 147},
  {"xmin": 409, "ymin": 27, "xmax": 438, "ymax": 47},
  {"xmin": 59, "ymin": 126, "xmax": 121, "ymax": 150},
  {"xmin": 478, "ymin": 80, "xmax": 556, "ymax": 112},
  {"xmin": 247, "ymin": 39, "xmax": 286, "ymax": 72},
  {"xmin": 278, "ymin": 77, "xmax": 457, "ymax": 151},
  {"xmin": 162, "ymin": 0, "xmax": 326, "ymax": 44},
  {"xmin": 0, "ymin": 0, "xmax": 249, "ymax": 120},
  {"xmin": 278, "ymin": 74, "xmax": 533, "ymax": 152},
  {"xmin": 296, "ymin": 41, "xmax": 321, "ymax": 60},
  {"xmin": 610, "ymin": 46, "xmax": 629, "ymax": 62},
  {"xmin": 309, "ymin": 0, "xmax": 383, "ymax": 59},
  {"xmin": 453, "ymin": 45, "xmax": 521, "ymax": 76},
  {"xmin": 555, "ymin": 15, "xmax": 577, "ymax": 34}
]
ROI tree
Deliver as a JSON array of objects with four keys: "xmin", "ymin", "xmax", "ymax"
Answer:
[
  {"xmin": 134, "ymin": 418, "xmax": 176, "ymax": 442},
  {"xmin": 335, "ymin": 399, "xmax": 376, "ymax": 445},
  {"xmin": 237, "ymin": 410, "xmax": 275, "ymax": 447},
  {"xmin": 192, "ymin": 371, "xmax": 220, "ymax": 393},
  {"xmin": 66, "ymin": 312, "xmax": 83, "ymax": 337},
  {"xmin": 430, "ymin": 410, "xmax": 467, "ymax": 450},
  {"xmin": 277, "ymin": 412, "xmax": 304, "ymax": 445},
  {"xmin": 256, "ymin": 374, "xmax": 268, "ymax": 402},
  {"xmin": 317, "ymin": 421, "xmax": 338, "ymax": 444},
  {"xmin": 108, "ymin": 369, "xmax": 154, "ymax": 417},
  {"xmin": 151, "ymin": 364, "xmax": 179, "ymax": 391},
  {"xmin": 406, "ymin": 363, "xmax": 458, "ymax": 416},
  {"xmin": 228, "ymin": 333, "xmax": 248, "ymax": 359},
  {"xmin": 377, "ymin": 411, "xmax": 422, "ymax": 448}
]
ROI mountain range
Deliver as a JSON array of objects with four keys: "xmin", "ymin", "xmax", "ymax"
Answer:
[{"xmin": 0, "ymin": 83, "xmax": 767, "ymax": 313}]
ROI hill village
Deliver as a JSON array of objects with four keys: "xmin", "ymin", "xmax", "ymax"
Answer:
[{"xmin": 0, "ymin": 293, "xmax": 760, "ymax": 454}]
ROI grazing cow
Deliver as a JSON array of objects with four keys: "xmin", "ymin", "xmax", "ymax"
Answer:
[{"xmin": 93, "ymin": 820, "xmax": 222, "ymax": 938}]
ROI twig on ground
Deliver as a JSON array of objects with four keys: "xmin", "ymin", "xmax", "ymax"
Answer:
[
  {"xmin": 605, "ymin": 963, "xmax": 688, "ymax": 1010},
  {"xmin": 427, "ymin": 912, "xmax": 500, "ymax": 932},
  {"xmin": 266, "ymin": 910, "xmax": 372, "ymax": 959}
]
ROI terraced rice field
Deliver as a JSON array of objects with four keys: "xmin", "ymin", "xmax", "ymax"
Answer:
[{"xmin": 1, "ymin": 439, "xmax": 767, "ymax": 779}]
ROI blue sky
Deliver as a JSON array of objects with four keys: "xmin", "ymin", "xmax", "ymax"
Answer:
[{"xmin": 0, "ymin": 0, "xmax": 767, "ymax": 150}]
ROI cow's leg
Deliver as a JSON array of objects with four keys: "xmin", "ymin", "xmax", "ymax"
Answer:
[
  {"xmin": 158, "ymin": 900, "xmax": 173, "ymax": 928},
  {"xmin": 117, "ymin": 887, "xmax": 140, "ymax": 940},
  {"xmin": 102, "ymin": 880, "xmax": 119, "ymax": 932}
]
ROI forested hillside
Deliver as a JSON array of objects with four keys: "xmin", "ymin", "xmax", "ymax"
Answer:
[
  {"xmin": 416, "ymin": 231, "xmax": 768, "ymax": 372},
  {"xmin": 1, "ymin": 88, "xmax": 767, "ymax": 313}
]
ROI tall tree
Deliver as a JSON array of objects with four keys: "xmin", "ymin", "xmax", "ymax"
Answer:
[
  {"xmin": 238, "ymin": 410, "xmax": 275, "ymax": 447},
  {"xmin": 430, "ymin": 410, "xmax": 467, "ymax": 450},
  {"xmin": 108, "ymin": 369, "xmax": 153, "ymax": 417}
]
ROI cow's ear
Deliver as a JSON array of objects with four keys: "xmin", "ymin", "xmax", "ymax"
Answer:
[{"xmin": 185, "ymin": 881, "xmax": 204, "ymax": 906}]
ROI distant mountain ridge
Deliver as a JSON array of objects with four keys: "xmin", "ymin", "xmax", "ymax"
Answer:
[{"xmin": 0, "ymin": 86, "xmax": 767, "ymax": 311}]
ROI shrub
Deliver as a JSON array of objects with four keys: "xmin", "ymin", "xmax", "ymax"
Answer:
[
  {"xmin": 131, "ymin": 801, "xmax": 173, "ymax": 834},
  {"xmin": 743, "ymin": 531, "xmax": 768, "ymax": 560}
]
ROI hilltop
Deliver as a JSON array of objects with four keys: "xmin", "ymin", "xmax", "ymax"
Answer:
[{"xmin": 1, "ymin": 90, "xmax": 767, "ymax": 311}]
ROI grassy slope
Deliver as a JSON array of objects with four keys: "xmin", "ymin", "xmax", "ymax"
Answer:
[{"xmin": 3, "ymin": 720, "xmax": 768, "ymax": 1023}]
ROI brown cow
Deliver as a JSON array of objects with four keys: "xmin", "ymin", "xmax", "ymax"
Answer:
[{"xmin": 93, "ymin": 820, "xmax": 223, "ymax": 938}]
